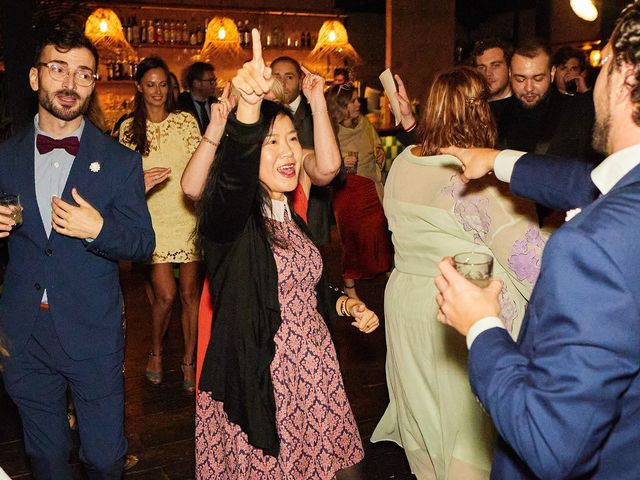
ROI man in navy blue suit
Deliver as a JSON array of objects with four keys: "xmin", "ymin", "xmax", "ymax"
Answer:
[
  {"xmin": 0, "ymin": 26, "xmax": 154, "ymax": 478},
  {"xmin": 436, "ymin": 2, "xmax": 640, "ymax": 478}
]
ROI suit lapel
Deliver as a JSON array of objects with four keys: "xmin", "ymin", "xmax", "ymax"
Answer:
[{"xmin": 60, "ymin": 118, "xmax": 96, "ymax": 202}]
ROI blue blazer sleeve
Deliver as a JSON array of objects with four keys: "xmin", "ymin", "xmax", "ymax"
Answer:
[
  {"xmin": 468, "ymin": 227, "xmax": 640, "ymax": 478},
  {"xmin": 511, "ymin": 153, "xmax": 599, "ymax": 210},
  {"xmin": 87, "ymin": 147, "xmax": 155, "ymax": 262}
]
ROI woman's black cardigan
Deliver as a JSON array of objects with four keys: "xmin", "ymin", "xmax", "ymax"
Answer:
[{"xmin": 198, "ymin": 112, "xmax": 341, "ymax": 457}]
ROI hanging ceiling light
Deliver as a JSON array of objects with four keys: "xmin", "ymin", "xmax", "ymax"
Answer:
[
  {"xmin": 85, "ymin": 8, "xmax": 135, "ymax": 59},
  {"xmin": 309, "ymin": 19, "xmax": 362, "ymax": 65},
  {"xmin": 199, "ymin": 16, "xmax": 241, "ymax": 60},
  {"xmin": 570, "ymin": 0, "xmax": 598, "ymax": 22}
]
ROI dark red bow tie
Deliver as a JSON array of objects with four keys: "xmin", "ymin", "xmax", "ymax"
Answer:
[{"xmin": 36, "ymin": 134, "xmax": 80, "ymax": 156}]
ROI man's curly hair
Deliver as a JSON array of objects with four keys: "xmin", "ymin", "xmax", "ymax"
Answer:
[{"xmin": 612, "ymin": 1, "xmax": 640, "ymax": 125}]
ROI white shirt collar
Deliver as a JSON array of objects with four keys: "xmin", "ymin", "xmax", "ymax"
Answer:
[
  {"xmin": 591, "ymin": 144, "xmax": 640, "ymax": 195},
  {"xmin": 288, "ymin": 94, "xmax": 302, "ymax": 114},
  {"xmin": 263, "ymin": 198, "xmax": 291, "ymax": 222}
]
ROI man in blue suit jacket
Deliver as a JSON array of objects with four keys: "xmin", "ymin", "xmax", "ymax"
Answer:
[
  {"xmin": 0, "ymin": 27, "xmax": 154, "ymax": 479},
  {"xmin": 435, "ymin": 3, "xmax": 640, "ymax": 478}
]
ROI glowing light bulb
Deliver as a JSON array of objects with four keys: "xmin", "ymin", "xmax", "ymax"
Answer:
[
  {"xmin": 217, "ymin": 26, "xmax": 226, "ymax": 40},
  {"xmin": 570, "ymin": 0, "xmax": 598, "ymax": 22},
  {"xmin": 589, "ymin": 49, "xmax": 602, "ymax": 67},
  {"xmin": 99, "ymin": 19, "xmax": 108, "ymax": 33},
  {"xmin": 328, "ymin": 30, "xmax": 337, "ymax": 42}
]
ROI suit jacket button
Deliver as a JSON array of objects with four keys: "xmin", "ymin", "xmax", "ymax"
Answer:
[
  {"xmin": 44, "ymin": 248, "xmax": 53, "ymax": 256},
  {"xmin": 34, "ymin": 283, "xmax": 41, "ymax": 290}
]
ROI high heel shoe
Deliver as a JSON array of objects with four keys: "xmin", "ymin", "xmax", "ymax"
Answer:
[
  {"xmin": 181, "ymin": 361, "xmax": 196, "ymax": 394},
  {"xmin": 145, "ymin": 351, "xmax": 163, "ymax": 385}
]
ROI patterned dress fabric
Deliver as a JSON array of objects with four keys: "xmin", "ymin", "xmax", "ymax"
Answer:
[
  {"xmin": 195, "ymin": 208, "xmax": 364, "ymax": 479},
  {"xmin": 371, "ymin": 147, "xmax": 547, "ymax": 479},
  {"xmin": 119, "ymin": 111, "xmax": 201, "ymax": 263}
]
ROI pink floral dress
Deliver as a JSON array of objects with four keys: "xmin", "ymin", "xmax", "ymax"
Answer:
[{"xmin": 195, "ymin": 202, "xmax": 364, "ymax": 479}]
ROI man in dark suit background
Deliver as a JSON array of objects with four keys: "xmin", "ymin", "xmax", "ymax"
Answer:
[
  {"xmin": 437, "ymin": 2, "xmax": 640, "ymax": 477},
  {"xmin": 271, "ymin": 56, "xmax": 331, "ymax": 245},
  {"xmin": 0, "ymin": 26, "xmax": 154, "ymax": 478},
  {"xmin": 178, "ymin": 61, "xmax": 217, "ymax": 134},
  {"xmin": 492, "ymin": 39, "xmax": 599, "ymax": 163}
]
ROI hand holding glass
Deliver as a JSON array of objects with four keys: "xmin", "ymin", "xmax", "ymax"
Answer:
[
  {"xmin": 453, "ymin": 252, "xmax": 493, "ymax": 287},
  {"xmin": 0, "ymin": 194, "xmax": 22, "ymax": 227},
  {"xmin": 343, "ymin": 151, "xmax": 359, "ymax": 174}
]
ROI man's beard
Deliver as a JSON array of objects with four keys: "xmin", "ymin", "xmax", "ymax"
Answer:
[
  {"xmin": 592, "ymin": 111, "xmax": 610, "ymax": 155},
  {"xmin": 39, "ymin": 88, "xmax": 90, "ymax": 121},
  {"xmin": 518, "ymin": 87, "xmax": 551, "ymax": 110}
]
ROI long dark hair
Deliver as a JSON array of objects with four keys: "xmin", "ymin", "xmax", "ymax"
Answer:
[
  {"xmin": 197, "ymin": 100, "xmax": 295, "ymax": 251},
  {"xmin": 123, "ymin": 56, "xmax": 177, "ymax": 156}
]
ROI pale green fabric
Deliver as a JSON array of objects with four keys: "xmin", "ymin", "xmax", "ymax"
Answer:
[{"xmin": 372, "ymin": 147, "xmax": 547, "ymax": 479}]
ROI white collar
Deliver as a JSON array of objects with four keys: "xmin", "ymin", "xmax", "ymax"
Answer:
[
  {"xmin": 263, "ymin": 198, "xmax": 291, "ymax": 222},
  {"xmin": 591, "ymin": 144, "xmax": 640, "ymax": 195},
  {"xmin": 288, "ymin": 95, "xmax": 302, "ymax": 114}
]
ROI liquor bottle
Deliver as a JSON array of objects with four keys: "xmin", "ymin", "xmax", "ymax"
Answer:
[
  {"xmin": 243, "ymin": 20, "xmax": 250, "ymax": 47},
  {"xmin": 106, "ymin": 61, "xmax": 114, "ymax": 81},
  {"xmin": 164, "ymin": 20, "xmax": 170, "ymax": 44},
  {"xmin": 125, "ymin": 17, "xmax": 133, "ymax": 44},
  {"xmin": 196, "ymin": 23, "xmax": 203, "ymax": 44},
  {"xmin": 300, "ymin": 32, "xmax": 306, "ymax": 48},
  {"xmin": 148, "ymin": 19, "xmax": 156, "ymax": 44},
  {"xmin": 131, "ymin": 16, "xmax": 139, "ymax": 45},
  {"xmin": 140, "ymin": 19, "xmax": 147, "ymax": 44},
  {"xmin": 238, "ymin": 20, "xmax": 245, "ymax": 47},
  {"xmin": 272, "ymin": 25, "xmax": 280, "ymax": 48},
  {"xmin": 156, "ymin": 19, "xmax": 164, "ymax": 45},
  {"xmin": 182, "ymin": 21, "xmax": 189, "ymax": 44}
]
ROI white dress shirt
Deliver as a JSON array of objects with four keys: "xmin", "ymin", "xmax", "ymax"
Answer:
[{"xmin": 467, "ymin": 145, "xmax": 640, "ymax": 349}]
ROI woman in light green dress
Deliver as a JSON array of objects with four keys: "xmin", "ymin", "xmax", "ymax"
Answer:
[{"xmin": 371, "ymin": 67, "xmax": 547, "ymax": 479}]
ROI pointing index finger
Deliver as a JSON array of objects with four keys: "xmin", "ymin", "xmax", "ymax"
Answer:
[
  {"xmin": 300, "ymin": 64, "xmax": 312, "ymax": 76},
  {"xmin": 251, "ymin": 29, "xmax": 263, "ymax": 64}
]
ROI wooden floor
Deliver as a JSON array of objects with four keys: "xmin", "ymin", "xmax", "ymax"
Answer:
[{"xmin": 0, "ymin": 229, "xmax": 416, "ymax": 479}]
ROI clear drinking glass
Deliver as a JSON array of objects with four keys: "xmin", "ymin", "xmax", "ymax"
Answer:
[
  {"xmin": 453, "ymin": 252, "xmax": 493, "ymax": 287},
  {"xmin": 0, "ymin": 194, "xmax": 22, "ymax": 227},
  {"xmin": 343, "ymin": 151, "xmax": 359, "ymax": 174}
]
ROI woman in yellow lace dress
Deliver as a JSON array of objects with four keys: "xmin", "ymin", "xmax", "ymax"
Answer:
[{"xmin": 119, "ymin": 56, "xmax": 201, "ymax": 392}]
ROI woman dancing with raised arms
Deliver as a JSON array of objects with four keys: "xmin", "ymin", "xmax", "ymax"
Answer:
[{"xmin": 194, "ymin": 30, "xmax": 379, "ymax": 479}]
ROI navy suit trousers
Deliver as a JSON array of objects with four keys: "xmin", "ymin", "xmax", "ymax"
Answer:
[{"xmin": 2, "ymin": 309, "xmax": 126, "ymax": 479}]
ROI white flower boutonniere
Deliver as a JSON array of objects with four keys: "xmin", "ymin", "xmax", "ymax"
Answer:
[{"xmin": 89, "ymin": 161, "xmax": 101, "ymax": 173}]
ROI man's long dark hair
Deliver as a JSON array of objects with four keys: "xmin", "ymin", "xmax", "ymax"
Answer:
[
  {"xmin": 196, "ymin": 100, "xmax": 295, "ymax": 252},
  {"xmin": 123, "ymin": 56, "xmax": 177, "ymax": 156}
]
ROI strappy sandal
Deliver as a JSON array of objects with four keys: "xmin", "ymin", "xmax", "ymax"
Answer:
[
  {"xmin": 145, "ymin": 351, "xmax": 163, "ymax": 385},
  {"xmin": 181, "ymin": 361, "xmax": 196, "ymax": 394}
]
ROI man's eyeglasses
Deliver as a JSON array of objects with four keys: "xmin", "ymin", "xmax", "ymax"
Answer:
[
  {"xmin": 198, "ymin": 77, "xmax": 217, "ymax": 85},
  {"xmin": 36, "ymin": 62, "xmax": 97, "ymax": 87}
]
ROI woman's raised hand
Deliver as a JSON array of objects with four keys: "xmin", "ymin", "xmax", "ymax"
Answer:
[
  {"xmin": 300, "ymin": 65, "xmax": 325, "ymax": 103},
  {"xmin": 231, "ymin": 29, "xmax": 273, "ymax": 106}
]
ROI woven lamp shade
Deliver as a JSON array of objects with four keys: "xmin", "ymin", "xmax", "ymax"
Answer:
[
  {"xmin": 200, "ymin": 16, "xmax": 241, "ymax": 60},
  {"xmin": 84, "ymin": 8, "xmax": 136, "ymax": 59},
  {"xmin": 309, "ymin": 20, "xmax": 361, "ymax": 65}
]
